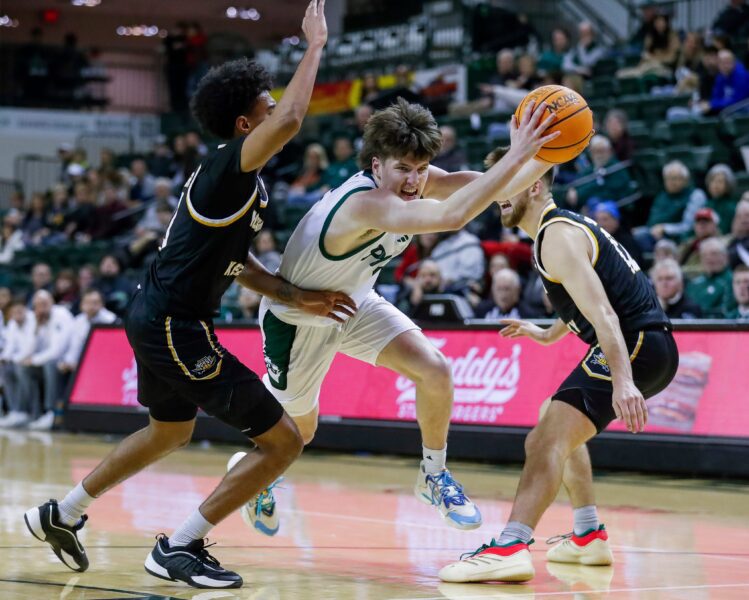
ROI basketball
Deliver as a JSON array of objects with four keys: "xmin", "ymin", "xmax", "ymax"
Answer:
[{"xmin": 514, "ymin": 85, "xmax": 594, "ymax": 164}]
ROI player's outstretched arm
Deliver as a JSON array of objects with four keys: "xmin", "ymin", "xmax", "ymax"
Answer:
[
  {"xmin": 236, "ymin": 253, "xmax": 357, "ymax": 323},
  {"xmin": 540, "ymin": 223, "xmax": 647, "ymax": 434},
  {"xmin": 499, "ymin": 317, "xmax": 569, "ymax": 346},
  {"xmin": 240, "ymin": 0, "xmax": 327, "ymax": 172},
  {"xmin": 423, "ymin": 157, "xmax": 552, "ymax": 203},
  {"xmin": 348, "ymin": 101, "xmax": 558, "ymax": 235}
]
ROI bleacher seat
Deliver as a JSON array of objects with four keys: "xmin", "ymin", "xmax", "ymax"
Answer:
[
  {"xmin": 663, "ymin": 145, "xmax": 713, "ymax": 176},
  {"xmin": 632, "ymin": 148, "xmax": 666, "ymax": 197}
]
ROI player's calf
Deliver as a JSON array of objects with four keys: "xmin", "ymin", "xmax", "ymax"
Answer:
[{"xmin": 227, "ymin": 451, "xmax": 282, "ymax": 536}]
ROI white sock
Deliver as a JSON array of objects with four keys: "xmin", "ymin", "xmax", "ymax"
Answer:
[
  {"xmin": 169, "ymin": 509, "xmax": 214, "ymax": 547},
  {"xmin": 422, "ymin": 445, "xmax": 447, "ymax": 474},
  {"xmin": 497, "ymin": 521, "xmax": 534, "ymax": 545},
  {"xmin": 58, "ymin": 482, "xmax": 96, "ymax": 526},
  {"xmin": 573, "ymin": 504, "xmax": 599, "ymax": 536}
]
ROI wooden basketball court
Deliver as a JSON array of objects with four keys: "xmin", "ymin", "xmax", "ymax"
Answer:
[{"xmin": 1, "ymin": 430, "xmax": 748, "ymax": 599}]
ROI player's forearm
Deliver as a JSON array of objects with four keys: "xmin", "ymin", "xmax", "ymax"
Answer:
[
  {"xmin": 274, "ymin": 44, "xmax": 324, "ymax": 128},
  {"xmin": 237, "ymin": 255, "xmax": 298, "ymax": 306},
  {"xmin": 442, "ymin": 150, "xmax": 527, "ymax": 228},
  {"xmin": 491, "ymin": 159, "xmax": 552, "ymax": 204},
  {"xmin": 593, "ymin": 313, "xmax": 634, "ymax": 386},
  {"xmin": 425, "ymin": 168, "xmax": 481, "ymax": 199},
  {"xmin": 543, "ymin": 318, "xmax": 569, "ymax": 345}
]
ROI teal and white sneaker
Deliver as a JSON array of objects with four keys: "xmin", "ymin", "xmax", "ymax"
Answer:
[
  {"xmin": 226, "ymin": 452, "xmax": 282, "ymax": 537},
  {"xmin": 414, "ymin": 461, "xmax": 482, "ymax": 530}
]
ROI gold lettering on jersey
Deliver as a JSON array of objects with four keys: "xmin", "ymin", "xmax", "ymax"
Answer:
[
  {"xmin": 224, "ymin": 261, "xmax": 244, "ymax": 277},
  {"xmin": 249, "ymin": 211, "xmax": 264, "ymax": 232},
  {"xmin": 582, "ymin": 215, "xmax": 640, "ymax": 275}
]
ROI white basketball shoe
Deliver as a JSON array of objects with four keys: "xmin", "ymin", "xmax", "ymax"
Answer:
[{"xmin": 414, "ymin": 461, "xmax": 482, "ymax": 530}]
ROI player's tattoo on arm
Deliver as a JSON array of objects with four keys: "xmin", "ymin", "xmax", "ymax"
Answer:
[{"xmin": 277, "ymin": 281, "xmax": 296, "ymax": 303}]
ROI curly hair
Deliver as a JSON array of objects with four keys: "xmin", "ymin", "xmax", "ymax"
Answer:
[
  {"xmin": 358, "ymin": 98, "xmax": 442, "ymax": 169},
  {"xmin": 190, "ymin": 58, "xmax": 274, "ymax": 140}
]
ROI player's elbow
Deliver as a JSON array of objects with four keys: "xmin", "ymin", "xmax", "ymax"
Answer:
[
  {"xmin": 592, "ymin": 308, "xmax": 620, "ymax": 335},
  {"xmin": 275, "ymin": 110, "xmax": 304, "ymax": 135}
]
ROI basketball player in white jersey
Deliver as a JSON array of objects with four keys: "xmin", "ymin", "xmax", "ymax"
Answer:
[{"xmin": 227, "ymin": 98, "xmax": 558, "ymax": 535}]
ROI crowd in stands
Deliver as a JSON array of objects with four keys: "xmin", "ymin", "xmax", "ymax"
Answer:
[{"xmin": 3, "ymin": 2, "xmax": 749, "ymax": 427}]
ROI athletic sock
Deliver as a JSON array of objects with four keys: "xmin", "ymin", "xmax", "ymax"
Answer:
[
  {"xmin": 58, "ymin": 482, "xmax": 96, "ymax": 526},
  {"xmin": 497, "ymin": 521, "xmax": 534, "ymax": 545},
  {"xmin": 169, "ymin": 509, "xmax": 214, "ymax": 547},
  {"xmin": 422, "ymin": 445, "xmax": 447, "ymax": 474},
  {"xmin": 573, "ymin": 504, "xmax": 600, "ymax": 536}
]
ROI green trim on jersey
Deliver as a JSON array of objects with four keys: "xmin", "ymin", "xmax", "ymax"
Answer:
[
  {"xmin": 262, "ymin": 311, "xmax": 297, "ymax": 391},
  {"xmin": 318, "ymin": 185, "xmax": 386, "ymax": 261}
]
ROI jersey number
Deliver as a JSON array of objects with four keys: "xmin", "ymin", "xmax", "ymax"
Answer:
[
  {"xmin": 583, "ymin": 216, "xmax": 640, "ymax": 275},
  {"xmin": 362, "ymin": 244, "xmax": 393, "ymax": 275}
]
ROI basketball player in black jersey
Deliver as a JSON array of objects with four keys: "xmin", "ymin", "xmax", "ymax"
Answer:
[
  {"xmin": 23, "ymin": 1, "xmax": 354, "ymax": 590},
  {"xmin": 440, "ymin": 150, "xmax": 679, "ymax": 584}
]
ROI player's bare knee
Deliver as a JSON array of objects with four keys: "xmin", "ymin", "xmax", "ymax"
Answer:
[
  {"xmin": 538, "ymin": 397, "xmax": 552, "ymax": 419},
  {"xmin": 290, "ymin": 418, "xmax": 316, "ymax": 446},
  {"xmin": 148, "ymin": 420, "xmax": 194, "ymax": 449},
  {"xmin": 525, "ymin": 426, "xmax": 575, "ymax": 464},
  {"xmin": 414, "ymin": 349, "xmax": 452, "ymax": 389},
  {"xmin": 291, "ymin": 413, "xmax": 318, "ymax": 446},
  {"xmin": 285, "ymin": 429, "xmax": 304, "ymax": 463},
  {"xmin": 299, "ymin": 427, "xmax": 316, "ymax": 446},
  {"xmin": 262, "ymin": 418, "xmax": 304, "ymax": 465}
]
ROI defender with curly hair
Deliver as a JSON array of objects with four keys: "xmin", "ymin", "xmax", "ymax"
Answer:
[{"xmin": 24, "ymin": 0, "xmax": 356, "ymax": 591}]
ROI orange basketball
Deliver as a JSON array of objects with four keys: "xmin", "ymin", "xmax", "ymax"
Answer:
[{"xmin": 514, "ymin": 85, "xmax": 594, "ymax": 164}]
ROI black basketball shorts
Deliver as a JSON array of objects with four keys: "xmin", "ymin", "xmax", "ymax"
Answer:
[
  {"xmin": 123, "ymin": 290, "xmax": 284, "ymax": 437},
  {"xmin": 552, "ymin": 326, "xmax": 679, "ymax": 433}
]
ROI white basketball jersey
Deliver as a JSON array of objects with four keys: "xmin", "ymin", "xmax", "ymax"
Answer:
[{"xmin": 266, "ymin": 171, "xmax": 412, "ymax": 326}]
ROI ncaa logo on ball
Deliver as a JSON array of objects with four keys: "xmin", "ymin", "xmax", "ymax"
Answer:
[{"xmin": 546, "ymin": 93, "xmax": 580, "ymax": 113}]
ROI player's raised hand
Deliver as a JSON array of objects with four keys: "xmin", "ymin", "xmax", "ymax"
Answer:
[
  {"xmin": 499, "ymin": 318, "xmax": 550, "ymax": 345},
  {"xmin": 296, "ymin": 289, "xmax": 357, "ymax": 323},
  {"xmin": 507, "ymin": 100, "xmax": 560, "ymax": 163},
  {"xmin": 302, "ymin": 0, "xmax": 327, "ymax": 49},
  {"xmin": 612, "ymin": 381, "xmax": 648, "ymax": 433}
]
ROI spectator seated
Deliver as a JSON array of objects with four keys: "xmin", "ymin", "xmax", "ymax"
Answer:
[
  {"xmin": 475, "ymin": 268, "xmax": 535, "ymax": 320},
  {"xmin": 651, "ymin": 258, "xmax": 703, "ymax": 319},
  {"xmin": 725, "ymin": 264, "xmax": 749, "ymax": 319},
  {"xmin": 686, "ymin": 237, "xmax": 736, "ymax": 317}
]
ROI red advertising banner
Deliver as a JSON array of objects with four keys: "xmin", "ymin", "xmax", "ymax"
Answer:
[{"xmin": 70, "ymin": 327, "xmax": 749, "ymax": 438}]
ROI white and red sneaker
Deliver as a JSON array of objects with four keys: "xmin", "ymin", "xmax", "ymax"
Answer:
[
  {"xmin": 546, "ymin": 524, "xmax": 613, "ymax": 565},
  {"xmin": 438, "ymin": 539, "xmax": 535, "ymax": 583}
]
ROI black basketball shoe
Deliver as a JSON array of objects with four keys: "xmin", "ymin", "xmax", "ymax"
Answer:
[
  {"xmin": 24, "ymin": 499, "xmax": 89, "ymax": 572},
  {"xmin": 144, "ymin": 535, "xmax": 243, "ymax": 589}
]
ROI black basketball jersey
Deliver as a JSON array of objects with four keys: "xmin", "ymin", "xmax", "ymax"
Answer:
[
  {"xmin": 142, "ymin": 135, "xmax": 269, "ymax": 319},
  {"xmin": 534, "ymin": 204, "xmax": 669, "ymax": 345}
]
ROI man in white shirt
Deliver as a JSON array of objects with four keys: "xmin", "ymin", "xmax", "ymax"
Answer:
[
  {"xmin": 430, "ymin": 229, "xmax": 486, "ymax": 290},
  {"xmin": 19, "ymin": 290, "xmax": 73, "ymax": 430},
  {"xmin": 58, "ymin": 289, "xmax": 116, "ymax": 374},
  {"xmin": 0, "ymin": 301, "xmax": 36, "ymax": 427}
]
